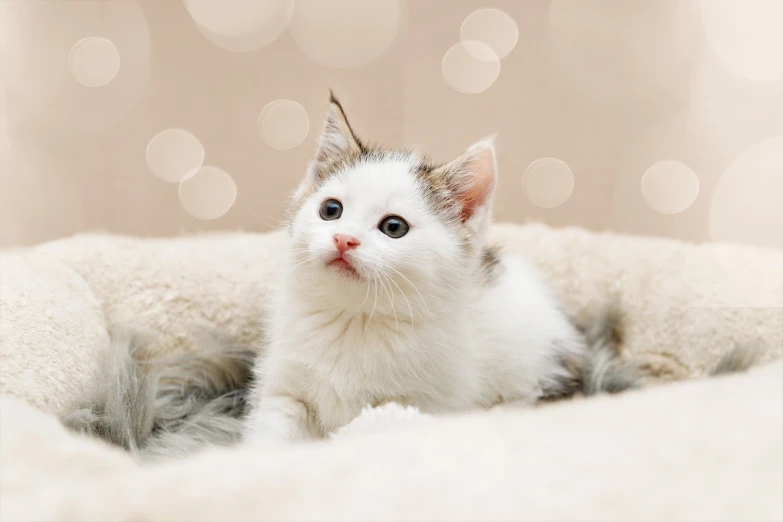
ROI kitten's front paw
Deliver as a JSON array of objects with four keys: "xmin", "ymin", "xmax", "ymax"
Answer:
[
  {"xmin": 331, "ymin": 402, "xmax": 431, "ymax": 439},
  {"xmin": 243, "ymin": 417, "xmax": 303, "ymax": 447},
  {"xmin": 244, "ymin": 396, "xmax": 312, "ymax": 445}
]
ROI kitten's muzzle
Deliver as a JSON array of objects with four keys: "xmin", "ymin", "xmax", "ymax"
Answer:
[{"xmin": 327, "ymin": 256, "xmax": 359, "ymax": 277}]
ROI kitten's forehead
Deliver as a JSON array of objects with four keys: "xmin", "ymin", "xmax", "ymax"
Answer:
[{"xmin": 331, "ymin": 155, "xmax": 422, "ymax": 198}]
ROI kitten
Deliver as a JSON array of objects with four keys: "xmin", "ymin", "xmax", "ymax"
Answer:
[
  {"xmin": 59, "ymin": 94, "xmax": 757, "ymax": 457},
  {"xmin": 243, "ymin": 93, "xmax": 639, "ymax": 443}
]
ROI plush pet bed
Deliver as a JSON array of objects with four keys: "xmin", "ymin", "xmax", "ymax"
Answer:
[{"xmin": 1, "ymin": 223, "xmax": 781, "ymax": 521}]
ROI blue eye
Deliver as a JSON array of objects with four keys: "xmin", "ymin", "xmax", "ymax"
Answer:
[
  {"xmin": 319, "ymin": 199, "xmax": 343, "ymax": 220},
  {"xmin": 378, "ymin": 216, "xmax": 409, "ymax": 238}
]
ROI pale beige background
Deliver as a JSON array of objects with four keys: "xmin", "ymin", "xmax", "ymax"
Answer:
[{"xmin": 1, "ymin": 0, "xmax": 781, "ymax": 249}]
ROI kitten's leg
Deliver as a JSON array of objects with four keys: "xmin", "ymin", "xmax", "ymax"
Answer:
[{"xmin": 245, "ymin": 394, "xmax": 312, "ymax": 443}]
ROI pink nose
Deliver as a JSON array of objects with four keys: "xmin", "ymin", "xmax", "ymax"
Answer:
[{"xmin": 333, "ymin": 233, "xmax": 360, "ymax": 254}]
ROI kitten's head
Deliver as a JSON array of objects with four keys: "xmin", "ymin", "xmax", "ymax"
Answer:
[{"xmin": 285, "ymin": 93, "xmax": 498, "ymax": 315}]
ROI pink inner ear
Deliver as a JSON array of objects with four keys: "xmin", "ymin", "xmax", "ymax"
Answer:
[{"xmin": 459, "ymin": 145, "xmax": 496, "ymax": 222}]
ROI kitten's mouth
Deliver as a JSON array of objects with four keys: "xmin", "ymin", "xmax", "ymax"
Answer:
[{"xmin": 327, "ymin": 256, "xmax": 360, "ymax": 278}]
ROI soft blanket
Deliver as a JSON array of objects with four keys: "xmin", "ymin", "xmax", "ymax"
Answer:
[{"xmin": 0, "ymin": 223, "xmax": 781, "ymax": 521}]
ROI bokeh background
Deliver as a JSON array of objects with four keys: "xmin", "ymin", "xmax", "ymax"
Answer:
[{"xmin": 0, "ymin": 0, "xmax": 781, "ymax": 250}]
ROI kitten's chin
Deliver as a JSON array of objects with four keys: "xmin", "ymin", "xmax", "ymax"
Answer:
[{"xmin": 326, "ymin": 258, "xmax": 361, "ymax": 280}]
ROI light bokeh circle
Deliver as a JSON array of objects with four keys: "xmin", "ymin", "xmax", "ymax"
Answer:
[
  {"xmin": 289, "ymin": 0, "xmax": 402, "ymax": 69},
  {"xmin": 709, "ymin": 136, "xmax": 783, "ymax": 248},
  {"xmin": 146, "ymin": 129, "xmax": 205, "ymax": 183},
  {"xmin": 183, "ymin": 0, "xmax": 294, "ymax": 53},
  {"xmin": 0, "ymin": 0, "xmax": 150, "ymax": 132},
  {"xmin": 442, "ymin": 41, "xmax": 501, "ymax": 95},
  {"xmin": 178, "ymin": 165, "xmax": 237, "ymax": 220},
  {"xmin": 699, "ymin": 0, "xmax": 783, "ymax": 82},
  {"xmin": 707, "ymin": 136, "xmax": 783, "ymax": 307},
  {"xmin": 640, "ymin": 160, "xmax": 700, "ymax": 215},
  {"xmin": 68, "ymin": 36, "xmax": 121, "ymax": 87},
  {"xmin": 548, "ymin": 0, "xmax": 698, "ymax": 106},
  {"xmin": 258, "ymin": 100, "xmax": 310, "ymax": 151},
  {"xmin": 522, "ymin": 157, "xmax": 574, "ymax": 209},
  {"xmin": 460, "ymin": 8, "xmax": 518, "ymax": 60}
]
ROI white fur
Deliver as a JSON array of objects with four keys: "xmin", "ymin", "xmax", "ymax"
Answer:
[
  {"xmin": 244, "ymin": 140, "xmax": 588, "ymax": 443},
  {"xmin": 331, "ymin": 402, "xmax": 432, "ymax": 439}
]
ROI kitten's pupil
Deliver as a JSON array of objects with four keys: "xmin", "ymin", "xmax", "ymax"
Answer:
[
  {"xmin": 379, "ymin": 216, "xmax": 409, "ymax": 239},
  {"xmin": 319, "ymin": 199, "xmax": 342, "ymax": 221}
]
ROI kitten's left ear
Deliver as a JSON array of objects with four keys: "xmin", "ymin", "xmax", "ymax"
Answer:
[{"xmin": 435, "ymin": 136, "xmax": 498, "ymax": 225}]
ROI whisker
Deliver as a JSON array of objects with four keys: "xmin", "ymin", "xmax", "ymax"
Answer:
[
  {"xmin": 350, "ymin": 275, "xmax": 373, "ymax": 321},
  {"xmin": 382, "ymin": 269, "xmax": 415, "ymax": 326},
  {"xmin": 365, "ymin": 277, "xmax": 379, "ymax": 333},
  {"xmin": 257, "ymin": 210, "xmax": 287, "ymax": 227},
  {"xmin": 270, "ymin": 254, "xmax": 318, "ymax": 284},
  {"xmin": 377, "ymin": 270, "xmax": 398, "ymax": 333},
  {"xmin": 386, "ymin": 266, "xmax": 433, "ymax": 318}
]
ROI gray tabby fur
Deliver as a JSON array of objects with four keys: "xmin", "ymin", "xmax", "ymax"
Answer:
[
  {"xmin": 62, "ymin": 327, "xmax": 255, "ymax": 461},
  {"xmin": 540, "ymin": 307, "xmax": 642, "ymax": 402},
  {"xmin": 710, "ymin": 345, "xmax": 758, "ymax": 376},
  {"xmin": 541, "ymin": 306, "xmax": 758, "ymax": 401},
  {"xmin": 579, "ymin": 307, "xmax": 642, "ymax": 395}
]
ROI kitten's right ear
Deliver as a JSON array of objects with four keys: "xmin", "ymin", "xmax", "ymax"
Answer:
[
  {"xmin": 293, "ymin": 92, "xmax": 362, "ymax": 202},
  {"xmin": 316, "ymin": 91, "xmax": 363, "ymax": 163}
]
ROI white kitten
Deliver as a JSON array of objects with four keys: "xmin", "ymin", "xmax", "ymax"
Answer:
[{"xmin": 244, "ymin": 94, "xmax": 637, "ymax": 443}]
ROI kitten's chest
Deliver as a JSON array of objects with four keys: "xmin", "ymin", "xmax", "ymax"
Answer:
[
  {"xmin": 280, "ymin": 312, "xmax": 440, "ymax": 428},
  {"xmin": 298, "ymin": 313, "xmax": 423, "ymax": 387}
]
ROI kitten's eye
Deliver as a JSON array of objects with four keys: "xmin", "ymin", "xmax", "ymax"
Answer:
[
  {"xmin": 319, "ymin": 199, "xmax": 343, "ymax": 221},
  {"xmin": 378, "ymin": 215, "xmax": 409, "ymax": 239}
]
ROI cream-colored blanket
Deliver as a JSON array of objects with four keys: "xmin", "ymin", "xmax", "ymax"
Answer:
[{"xmin": 1, "ymin": 223, "xmax": 781, "ymax": 521}]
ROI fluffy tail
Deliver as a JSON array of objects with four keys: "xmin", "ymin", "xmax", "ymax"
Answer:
[
  {"xmin": 710, "ymin": 345, "xmax": 758, "ymax": 376},
  {"xmin": 578, "ymin": 307, "xmax": 642, "ymax": 395},
  {"xmin": 543, "ymin": 307, "xmax": 760, "ymax": 402},
  {"xmin": 62, "ymin": 328, "xmax": 256, "ymax": 460},
  {"xmin": 571, "ymin": 309, "xmax": 759, "ymax": 395},
  {"xmin": 541, "ymin": 307, "xmax": 641, "ymax": 401}
]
